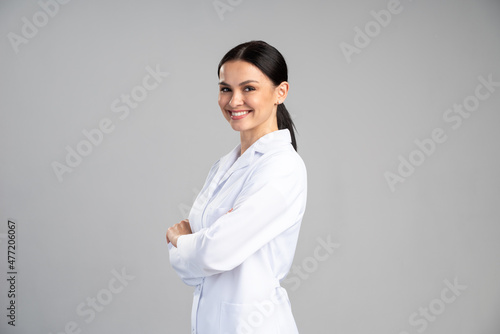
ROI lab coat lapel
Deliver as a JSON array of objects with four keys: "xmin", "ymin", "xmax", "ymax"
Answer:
[
  {"xmin": 206, "ymin": 144, "xmax": 251, "ymax": 199},
  {"xmin": 217, "ymin": 146, "xmax": 253, "ymax": 187}
]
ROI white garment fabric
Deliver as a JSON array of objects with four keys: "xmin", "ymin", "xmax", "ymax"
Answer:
[{"xmin": 168, "ymin": 129, "xmax": 307, "ymax": 334}]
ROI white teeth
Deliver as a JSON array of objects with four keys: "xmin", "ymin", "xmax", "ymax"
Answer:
[{"xmin": 231, "ymin": 111, "xmax": 249, "ymax": 117}]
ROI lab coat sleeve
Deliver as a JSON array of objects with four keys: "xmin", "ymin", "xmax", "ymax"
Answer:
[
  {"xmin": 175, "ymin": 151, "xmax": 307, "ymax": 277},
  {"xmin": 168, "ymin": 242, "xmax": 204, "ymax": 286}
]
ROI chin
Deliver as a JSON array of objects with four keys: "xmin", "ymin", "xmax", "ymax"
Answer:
[
  {"xmin": 230, "ymin": 124, "xmax": 246, "ymax": 132},
  {"xmin": 228, "ymin": 121, "xmax": 252, "ymax": 132}
]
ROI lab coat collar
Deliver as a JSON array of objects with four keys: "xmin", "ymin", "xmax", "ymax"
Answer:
[
  {"xmin": 216, "ymin": 129, "xmax": 292, "ymax": 186},
  {"xmin": 252, "ymin": 128, "xmax": 292, "ymax": 154}
]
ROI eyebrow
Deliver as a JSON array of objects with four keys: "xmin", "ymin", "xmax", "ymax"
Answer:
[{"xmin": 218, "ymin": 80, "xmax": 259, "ymax": 86}]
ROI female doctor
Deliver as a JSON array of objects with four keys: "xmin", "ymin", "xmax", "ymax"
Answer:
[{"xmin": 166, "ymin": 40, "xmax": 307, "ymax": 334}]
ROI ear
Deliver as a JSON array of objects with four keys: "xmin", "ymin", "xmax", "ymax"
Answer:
[{"xmin": 275, "ymin": 81, "xmax": 289, "ymax": 104}]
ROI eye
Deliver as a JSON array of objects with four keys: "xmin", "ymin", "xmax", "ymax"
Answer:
[
  {"xmin": 220, "ymin": 87, "xmax": 231, "ymax": 93},
  {"xmin": 244, "ymin": 86, "xmax": 255, "ymax": 92}
]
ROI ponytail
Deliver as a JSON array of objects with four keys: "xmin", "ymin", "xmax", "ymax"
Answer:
[{"xmin": 277, "ymin": 103, "xmax": 297, "ymax": 151}]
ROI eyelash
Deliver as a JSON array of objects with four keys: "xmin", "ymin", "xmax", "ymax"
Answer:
[{"xmin": 220, "ymin": 86, "xmax": 255, "ymax": 93}]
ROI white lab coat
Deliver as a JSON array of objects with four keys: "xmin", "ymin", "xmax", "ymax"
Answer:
[{"xmin": 168, "ymin": 129, "xmax": 307, "ymax": 334}]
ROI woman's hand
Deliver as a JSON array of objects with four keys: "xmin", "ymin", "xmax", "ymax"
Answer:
[{"xmin": 166, "ymin": 219, "xmax": 193, "ymax": 248}]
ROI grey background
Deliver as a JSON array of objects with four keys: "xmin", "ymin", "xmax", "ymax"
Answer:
[{"xmin": 1, "ymin": 0, "xmax": 499, "ymax": 333}]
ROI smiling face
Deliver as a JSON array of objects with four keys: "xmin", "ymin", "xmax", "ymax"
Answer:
[{"xmin": 218, "ymin": 60, "xmax": 286, "ymax": 137}]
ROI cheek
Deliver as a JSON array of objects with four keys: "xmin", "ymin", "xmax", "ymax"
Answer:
[
  {"xmin": 218, "ymin": 94, "xmax": 229, "ymax": 108},
  {"xmin": 252, "ymin": 93, "xmax": 272, "ymax": 108},
  {"xmin": 252, "ymin": 96, "xmax": 272, "ymax": 115},
  {"xmin": 218, "ymin": 97, "xmax": 229, "ymax": 119}
]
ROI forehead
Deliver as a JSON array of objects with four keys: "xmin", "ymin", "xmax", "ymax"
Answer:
[{"xmin": 219, "ymin": 60, "xmax": 268, "ymax": 84}]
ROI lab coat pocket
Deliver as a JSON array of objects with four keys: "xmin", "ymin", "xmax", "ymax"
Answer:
[{"xmin": 220, "ymin": 301, "xmax": 279, "ymax": 334}]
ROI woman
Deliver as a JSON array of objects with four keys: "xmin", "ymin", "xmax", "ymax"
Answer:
[{"xmin": 166, "ymin": 40, "xmax": 307, "ymax": 334}]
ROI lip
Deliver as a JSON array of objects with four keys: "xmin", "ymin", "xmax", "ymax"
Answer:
[{"xmin": 228, "ymin": 109, "xmax": 252, "ymax": 120}]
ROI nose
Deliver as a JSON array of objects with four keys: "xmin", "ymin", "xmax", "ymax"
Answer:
[{"xmin": 229, "ymin": 91, "xmax": 243, "ymax": 107}]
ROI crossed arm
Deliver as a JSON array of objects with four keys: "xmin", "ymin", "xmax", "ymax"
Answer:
[{"xmin": 165, "ymin": 152, "xmax": 306, "ymax": 285}]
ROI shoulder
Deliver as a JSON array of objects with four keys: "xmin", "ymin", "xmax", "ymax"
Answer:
[{"xmin": 252, "ymin": 144, "xmax": 307, "ymax": 181}]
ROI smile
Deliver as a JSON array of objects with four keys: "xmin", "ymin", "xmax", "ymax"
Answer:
[
  {"xmin": 228, "ymin": 110, "xmax": 252, "ymax": 120},
  {"xmin": 232, "ymin": 111, "xmax": 249, "ymax": 116}
]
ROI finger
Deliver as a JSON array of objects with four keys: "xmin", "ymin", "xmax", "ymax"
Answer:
[
  {"xmin": 167, "ymin": 227, "xmax": 174, "ymax": 243},
  {"xmin": 180, "ymin": 222, "xmax": 192, "ymax": 234}
]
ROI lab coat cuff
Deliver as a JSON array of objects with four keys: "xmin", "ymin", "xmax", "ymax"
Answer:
[
  {"xmin": 168, "ymin": 238, "xmax": 203, "ymax": 285},
  {"xmin": 176, "ymin": 232, "xmax": 196, "ymax": 260},
  {"xmin": 176, "ymin": 230, "xmax": 206, "ymax": 276}
]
